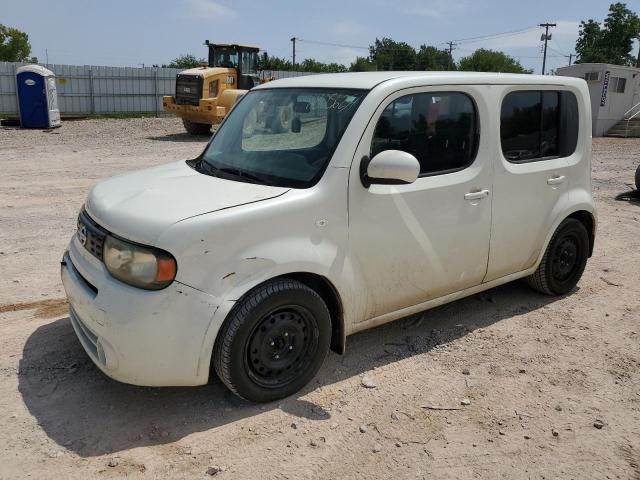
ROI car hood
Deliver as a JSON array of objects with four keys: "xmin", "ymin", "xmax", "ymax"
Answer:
[{"xmin": 85, "ymin": 160, "xmax": 289, "ymax": 245}]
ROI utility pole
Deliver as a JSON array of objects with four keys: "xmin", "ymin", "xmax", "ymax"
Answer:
[
  {"xmin": 539, "ymin": 23, "xmax": 556, "ymax": 75},
  {"xmin": 565, "ymin": 53, "xmax": 573, "ymax": 66},
  {"xmin": 446, "ymin": 41, "xmax": 456, "ymax": 70},
  {"xmin": 290, "ymin": 37, "xmax": 297, "ymax": 69}
]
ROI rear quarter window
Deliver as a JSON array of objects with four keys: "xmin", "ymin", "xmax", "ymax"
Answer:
[{"xmin": 500, "ymin": 90, "xmax": 579, "ymax": 163}]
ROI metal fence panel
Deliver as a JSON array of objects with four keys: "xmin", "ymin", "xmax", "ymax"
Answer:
[{"xmin": 0, "ymin": 62, "xmax": 315, "ymax": 116}]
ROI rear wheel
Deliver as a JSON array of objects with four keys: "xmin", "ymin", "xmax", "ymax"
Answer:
[
  {"xmin": 213, "ymin": 279, "xmax": 331, "ymax": 402},
  {"xmin": 182, "ymin": 119, "xmax": 211, "ymax": 135},
  {"xmin": 526, "ymin": 218, "xmax": 589, "ymax": 296}
]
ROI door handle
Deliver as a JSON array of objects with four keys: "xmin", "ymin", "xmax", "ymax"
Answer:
[
  {"xmin": 547, "ymin": 175, "xmax": 565, "ymax": 185},
  {"xmin": 464, "ymin": 189, "xmax": 490, "ymax": 201}
]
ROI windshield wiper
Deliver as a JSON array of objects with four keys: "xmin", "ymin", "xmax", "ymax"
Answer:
[
  {"xmin": 197, "ymin": 159, "xmax": 269, "ymax": 185},
  {"xmin": 216, "ymin": 166, "xmax": 269, "ymax": 185}
]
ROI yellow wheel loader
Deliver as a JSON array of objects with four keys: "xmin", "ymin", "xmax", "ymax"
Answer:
[{"xmin": 163, "ymin": 42, "xmax": 265, "ymax": 134}]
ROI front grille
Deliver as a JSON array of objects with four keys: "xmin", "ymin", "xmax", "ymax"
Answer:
[
  {"xmin": 77, "ymin": 209, "xmax": 107, "ymax": 260},
  {"xmin": 175, "ymin": 74, "xmax": 203, "ymax": 106}
]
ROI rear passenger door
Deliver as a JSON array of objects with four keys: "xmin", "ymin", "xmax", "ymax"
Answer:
[
  {"xmin": 349, "ymin": 87, "xmax": 493, "ymax": 321},
  {"xmin": 485, "ymin": 88, "xmax": 579, "ymax": 282}
]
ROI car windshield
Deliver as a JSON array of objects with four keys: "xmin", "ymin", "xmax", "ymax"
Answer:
[{"xmin": 199, "ymin": 88, "xmax": 366, "ymax": 188}]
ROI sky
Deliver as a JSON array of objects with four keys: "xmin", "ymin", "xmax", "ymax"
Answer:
[{"xmin": 3, "ymin": 0, "xmax": 639, "ymax": 74}]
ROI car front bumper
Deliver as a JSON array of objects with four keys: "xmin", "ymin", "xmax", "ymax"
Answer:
[{"xmin": 61, "ymin": 235, "xmax": 219, "ymax": 387}]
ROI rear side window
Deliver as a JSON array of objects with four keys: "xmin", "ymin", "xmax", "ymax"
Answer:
[
  {"xmin": 500, "ymin": 90, "xmax": 579, "ymax": 162},
  {"xmin": 371, "ymin": 92, "xmax": 478, "ymax": 176}
]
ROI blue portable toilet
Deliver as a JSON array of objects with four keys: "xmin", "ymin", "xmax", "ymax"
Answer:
[{"xmin": 16, "ymin": 65, "xmax": 61, "ymax": 129}]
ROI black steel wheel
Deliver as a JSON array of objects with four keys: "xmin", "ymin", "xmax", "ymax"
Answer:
[
  {"xmin": 213, "ymin": 279, "xmax": 331, "ymax": 402},
  {"xmin": 526, "ymin": 218, "xmax": 589, "ymax": 296},
  {"xmin": 551, "ymin": 235, "xmax": 579, "ymax": 282},
  {"xmin": 246, "ymin": 306, "xmax": 319, "ymax": 389}
]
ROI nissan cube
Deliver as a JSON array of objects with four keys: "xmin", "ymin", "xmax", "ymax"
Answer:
[{"xmin": 61, "ymin": 72, "xmax": 596, "ymax": 402}]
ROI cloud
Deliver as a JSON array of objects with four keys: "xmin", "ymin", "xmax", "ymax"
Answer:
[
  {"xmin": 184, "ymin": 0, "xmax": 236, "ymax": 19},
  {"xmin": 332, "ymin": 47, "xmax": 365, "ymax": 65},
  {"xmin": 402, "ymin": 0, "xmax": 467, "ymax": 18},
  {"xmin": 331, "ymin": 20, "xmax": 367, "ymax": 38}
]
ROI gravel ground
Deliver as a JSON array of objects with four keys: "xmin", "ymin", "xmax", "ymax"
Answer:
[{"xmin": 0, "ymin": 118, "xmax": 639, "ymax": 479}]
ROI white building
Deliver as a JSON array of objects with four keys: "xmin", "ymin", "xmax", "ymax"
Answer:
[{"xmin": 556, "ymin": 63, "xmax": 640, "ymax": 137}]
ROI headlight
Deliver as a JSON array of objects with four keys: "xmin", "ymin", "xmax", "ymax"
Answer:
[{"xmin": 103, "ymin": 235, "xmax": 177, "ymax": 290}]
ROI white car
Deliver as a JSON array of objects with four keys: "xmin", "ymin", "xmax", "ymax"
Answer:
[{"xmin": 61, "ymin": 72, "xmax": 596, "ymax": 402}]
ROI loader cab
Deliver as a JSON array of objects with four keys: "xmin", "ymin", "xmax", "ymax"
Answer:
[{"xmin": 206, "ymin": 42, "xmax": 260, "ymax": 90}]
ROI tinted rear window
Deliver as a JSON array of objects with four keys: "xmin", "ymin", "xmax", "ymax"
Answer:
[{"xmin": 501, "ymin": 90, "xmax": 579, "ymax": 162}]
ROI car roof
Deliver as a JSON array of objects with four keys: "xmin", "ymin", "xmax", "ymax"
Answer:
[{"xmin": 255, "ymin": 71, "xmax": 586, "ymax": 90}]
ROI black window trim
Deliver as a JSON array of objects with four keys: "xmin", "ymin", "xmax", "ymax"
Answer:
[
  {"xmin": 370, "ymin": 89, "xmax": 481, "ymax": 179},
  {"xmin": 500, "ymin": 88, "xmax": 577, "ymax": 165}
]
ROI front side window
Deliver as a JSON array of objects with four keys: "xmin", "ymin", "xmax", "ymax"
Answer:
[
  {"xmin": 200, "ymin": 88, "xmax": 366, "ymax": 188},
  {"xmin": 371, "ymin": 92, "xmax": 478, "ymax": 176},
  {"xmin": 501, "ymin": 90, "xmax": 579, "ymax": 162}
]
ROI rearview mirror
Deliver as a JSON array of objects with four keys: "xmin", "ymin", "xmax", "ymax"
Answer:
[
  {"xmin": 294, "ymin": 101, "xmax": 311, "ymax": 113},
  {"xmin": 360, "ymin": 150, "xmax": 420, "ymax": 188}
]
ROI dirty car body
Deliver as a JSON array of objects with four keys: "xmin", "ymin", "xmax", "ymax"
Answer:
[{"xmin": 62, "ymin": 72, "xmax": 596, "ymax": 401}]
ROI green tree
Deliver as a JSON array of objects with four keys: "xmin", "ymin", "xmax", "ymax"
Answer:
[
  {"xmin": 458, "ymin": 49, "xmax": 532, "ymax": 73},
  {"xmin": 167, "ymin": 54, "xmax": 206, "ymax": 69},
  {"xmin": 575, "ymin": 2, "xmax": 640, "ymax": 66},
  {"xmin": 298, "ymin": 58, "xmax": 347, "ymax": 73},
  {"xmin": 369, "ymin": 37, "xmax": 417, "ymax": 70},
  {"xmin": 416, "ymin": 45, "xmax": 453, "ymax": 70},
  {"xmin": 258, "ymin": 54, "xmax": 347, "ymax": 73},
  {"xmin": 0, "ymin": 24, "xmax": 37, "ymax": 62},
  {"xmin": 349, "ymin": 56, "xmax": 376, "ymax": 72},
  {"xmin": 258, "ymin": 54, "xmax": 293, "ymax": 71}
]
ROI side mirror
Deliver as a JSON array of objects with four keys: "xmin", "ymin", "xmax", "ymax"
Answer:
[{"xmin": 360, "ymin": 150, "xmax": 420, "ymax": 187}]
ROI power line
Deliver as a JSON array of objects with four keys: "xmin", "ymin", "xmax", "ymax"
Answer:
[
  {"xmin": 297, "ymin": 38, "xmax": 369, "ymax": 50},
  {"xmin": 452, "ymin": 26, "xmax": 539, "ymax": 44},
  {"xmin": 298, "ymin": 25, "xmax": 543, "ymax": 53}
]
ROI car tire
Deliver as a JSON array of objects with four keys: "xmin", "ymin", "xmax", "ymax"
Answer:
[
  {"xmin": 526, "ymin": 218, "xmax": 589, "ymax": 296},
  {"xmin": 635, "ymin": 163, "xmax": 640, "ymax": 191},
  {"xmin": 182, "ymin": 119, "xmax": 211, "ymax": 135},
  {"xmin": 213, "ymin": 278, "xmax": 331, "ymax": 403}
]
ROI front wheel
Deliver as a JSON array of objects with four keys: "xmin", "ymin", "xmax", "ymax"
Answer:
[
  {"xmin": 213, "ymin": 279, "xmax": 331, "ymax": 402},
  {"xmin": 182, "ymin": 119, "xmax": 211, "ymax": 135},
  {"xmin": 526, "ymin": 218, "xmax": 589, "ymax": 296},
  {"xmin": 635, "ymin": 163, "xmax": 640, "ymax": 191}
]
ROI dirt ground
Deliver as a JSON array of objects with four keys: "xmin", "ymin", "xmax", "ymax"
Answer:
[{"xmin": 1, "ymin": 118, "xmax": 639, "ymax": 480}]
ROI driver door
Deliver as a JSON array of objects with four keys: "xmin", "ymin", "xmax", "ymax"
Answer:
[{"xmin": 348, "ymin": 86, "xmax": 493, "ymax": 321}]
